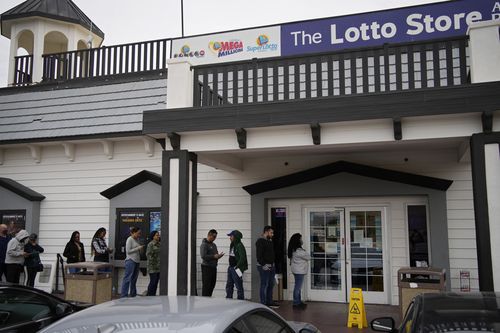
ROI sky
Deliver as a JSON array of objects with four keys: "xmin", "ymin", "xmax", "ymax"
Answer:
[{"xmin": 0, "ymin": 0, "xmax": 448, "ymax": 87}]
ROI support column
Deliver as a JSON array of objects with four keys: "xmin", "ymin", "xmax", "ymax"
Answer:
[
  {"xmin": 470, "ymin": 133, "xmax": 500, "ymax": 291},
  {"xmin": 485, "ymin": 143, "xmax": 500, "ymax": 291},
  {"xmin": 159, "ymin": 150, "xmax": 197, "ymax": 296},
  {"xmin": 468, "ymin": 20, "xmax": 500, "ymax": 83}
]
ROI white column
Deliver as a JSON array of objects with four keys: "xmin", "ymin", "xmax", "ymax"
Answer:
[
  {"xmin": 468, "ymin": 20, "xmax": 500, "ymax": 83},
  {"xmin": 31, "ymin": 21, "xmax": 45, "ymax": 84},
  {"xmin": 485, "ymin": 144, "xmax": 500, "ymax": 291},
  {"xmin": 166, "ymin": 58, "xmax": 194, "ymax": 108},
  {"xmin": 7, "ymin": 26, "xmax": 18, "ymax": 86},
  {"xmin": 167, "ymin": 158, "xmax": 179, "ymax": 296}
]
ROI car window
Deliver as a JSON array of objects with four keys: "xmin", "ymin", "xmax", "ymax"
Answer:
[
  {"xmin": 0, "ymin": 288, "xmax": 55, "ymax": 329},
  {"xmin": 226, "ymin": 318, "xmax": 252, "ymax": 333},
  {"xmin": 400, "ymin": 301, "xmax": 415, "ymax": 333},
  {"xmin": 243, "ymin": 310, "xmax": 295, "ymax": 333}
]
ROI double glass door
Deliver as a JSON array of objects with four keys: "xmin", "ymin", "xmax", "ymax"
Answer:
[{"xmin": 306, "ymin": 207, "xmax": 386, "ymax": 304}]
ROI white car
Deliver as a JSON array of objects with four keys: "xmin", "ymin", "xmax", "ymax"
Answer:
[{"xmin": 39, "ymin": 296, "xmax": 320, "ymax": 333}]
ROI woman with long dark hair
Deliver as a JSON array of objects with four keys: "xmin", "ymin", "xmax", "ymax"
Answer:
[
  {"xmin": 287, "ymin": 233, "xmax": 310, "ymax": 309},
  {"xmin": 91, "ymin": 227, "xmax": 112, "ymax": 263},
  {"xmin": 63, "ymin": 231, "xmax": 85, "ymax": 273}
]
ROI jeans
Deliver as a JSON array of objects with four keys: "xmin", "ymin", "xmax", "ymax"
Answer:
[
  {"xmin": 121, "ymin": 259, "xmax": 140, "ymax": 297},
  {"xmin": 201, "ymin": 265, "xmax": 217, "ymax": 296},
  {"xmin": 257, "ymin": 265, "xmax": 275, "ymax": 305},
  {"xmin": 293, "ymin": 274, "xmax": 305, "ymax": 305},
  {"xmin": 68, "ymin": 267, "xmax": 81, "ymax": 274},
  {"xmin": 147, "ymin": 272, "xmax": 160, "ymax": 296},
  {"xmin": 225, "ymin": 266, "xmax": 244, "ymax": 300}
]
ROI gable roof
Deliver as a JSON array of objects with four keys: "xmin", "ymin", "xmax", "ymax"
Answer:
[
  {"xmin": 1, "ymin": 0, "xmax": 104, "ymax": 38},
  {"xmin": 242, "ymin": 160, "xmax": 453, "ymax": 195},
  {"xmin": 100, "ymin": 170, "xmax": 161, "ymax": 199},
  {"xmin": 0, "ymin": 177, "xmax": 45, "ymax": 201}
]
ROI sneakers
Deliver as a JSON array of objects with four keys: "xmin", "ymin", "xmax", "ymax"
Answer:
[
  {"xmin": 267, "ymin": 301, "xmax": 280, "ymax": 309},
  {"xmin": 292, "ymin": 302, "xmax": 307, "ymax": 310}
]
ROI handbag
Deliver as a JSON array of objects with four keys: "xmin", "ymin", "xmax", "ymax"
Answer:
[{"xmin": 36, "ymin": 263, "xmax": 44, "ymax": 272}]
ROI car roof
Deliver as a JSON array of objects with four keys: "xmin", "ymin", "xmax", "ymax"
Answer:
[
  {"xmin": 40, "ymin": 296, "xmax": 274, "ymax": 333},
  {"xmin": 416, "ymin": 292, "xmax": 500, "ymax": 332}
]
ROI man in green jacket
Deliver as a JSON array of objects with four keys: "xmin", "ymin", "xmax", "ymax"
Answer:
[{"xmin": 225, "ymin": 230, "xmax": 247, "ymax": 300}]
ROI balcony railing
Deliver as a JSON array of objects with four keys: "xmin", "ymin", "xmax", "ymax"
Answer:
[
  {"xmin": 193, "ymin": 36, "xmax": 469, "ymax": 107},
  {"xmin": 41, "ymin": 38, "xmax": 172, "ymax": 82},
  {"xmin": 14, "ymin": 55, "xmax": 33, "ymax": 86}
]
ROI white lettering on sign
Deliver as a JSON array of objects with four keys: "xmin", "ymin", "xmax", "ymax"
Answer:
[
  {"xmin": 290, "ymin": 30, "xmax": 322, "ymax": 46},
  {"xmin": 331, "ymin": 22, "xmax": 396, "ymax": 45},
  {"xmin": 407, "ymin": 11, "xmax": 483, "ymax": 35}
]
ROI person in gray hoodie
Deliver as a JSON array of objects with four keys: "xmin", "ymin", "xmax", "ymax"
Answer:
[
  {"xmin": 5, "ymin": 229, "xmax": 30, "ymax": 284},
  {"xmin": 200, "ymin": 229, "xmax": 224, "ymax": 296}
]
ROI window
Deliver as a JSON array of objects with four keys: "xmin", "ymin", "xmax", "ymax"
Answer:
[
  {"xmin": 0, "ymin": 288, "xmax": 55, "ymax": 329},
  {"xmin": 270, "ymin": 207, "xmax": 287, "ymax": 288},
  {"xmin": 245, "ymin": 310, "xmax": 294, "ymax": 333},
  {"xmin": 115, "ymin": 208, "xmax": 161, "ymax": 260},
  {"xmin": 407, "ymin": 205, "xmax": 429, "ymax": 267}
]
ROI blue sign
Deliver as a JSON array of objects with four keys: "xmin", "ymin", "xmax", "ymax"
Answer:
[{"xmin": 281, "ymin": 0, "xmax": 500, "ymax": 56}]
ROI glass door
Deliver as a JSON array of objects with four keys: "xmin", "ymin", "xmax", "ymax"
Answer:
[
  {"xmin": 306, "ymin": 208, "xmax": 346, "ymax": 302},
  {"xmin": 346, "ymin": 208, "xmax": 386, "ymax": 304}
]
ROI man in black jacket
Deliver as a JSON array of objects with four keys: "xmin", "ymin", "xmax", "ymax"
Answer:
[
  {"xmin": 256, "ymin": 225, "xmax": 279, "ymax": 307},
  {"xmin": 200, "ymin": 229, "xmax": 224, "ymax": 296}
]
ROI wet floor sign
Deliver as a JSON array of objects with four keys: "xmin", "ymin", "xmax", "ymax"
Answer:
[{"xmin": 347, "ymin": 288, "xmax": 368, "ymax": 329}]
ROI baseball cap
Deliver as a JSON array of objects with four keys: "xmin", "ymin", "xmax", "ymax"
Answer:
[{"xmin": 227, "ymin": 230, "xmax": 236, "ymax": 237}]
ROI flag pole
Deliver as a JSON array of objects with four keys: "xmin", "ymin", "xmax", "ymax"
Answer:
[{"xmin": 181, "ymin": 0, "xmax": 185, "ymax": 37}]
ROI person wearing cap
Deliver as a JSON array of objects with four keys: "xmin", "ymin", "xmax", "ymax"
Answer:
[
  {"xmin": 5, "ymin": 229, "xmax": 30, "ymax": 284},
  {"xmin": 225, "ymin": 230, "xmax": 247, "ymax": 300},
  {"xmin": 24, "ymin": 233, "xmax": 45, "ymax": 287}
]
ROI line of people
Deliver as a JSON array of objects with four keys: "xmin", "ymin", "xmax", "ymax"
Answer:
[
  {"xmin": 2, "ymin": 223, "xmax": 310, "ymax": 307},
  {"xmin": 0, "ymin": 225, "xmax": 45, "ymax": 287}
]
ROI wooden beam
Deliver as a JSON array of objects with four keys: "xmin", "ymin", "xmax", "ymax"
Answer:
[
  {"xmin": 482, "ymin": 112, "xmax": 493, "ymax": 133},
  {"xmin": 310, "ymin": 123, "xmax": 321, "ymax": 145},
  {"xmin": 62, "ymin": 143, "xmax": 75, "ymax": 162},
  {"xmin": 27, "ymin": 144, "xmax": 41, "ymax": 163},
  {"xmin": 393, "ymin": 118, "xmax": 402, "ymax": 141},
  {"xmin": 100, "ymin": 140, "xmax": 114, "ymax": 159},
  {"xmin": 168, "ymin": 132, "xmax": 181, "ymax": 150},
  {"xmin": 235, "ymin": 128, "xmax": 247, "ymax": 149},
  {"xmin": 142, "ymin": 137, "xmax": 156, "ymax": 157}
]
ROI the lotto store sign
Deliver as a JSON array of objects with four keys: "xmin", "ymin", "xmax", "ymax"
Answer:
[
  {"xmin": 171, "ymin": 0, "xmax": 499, "ymax": 64},
  {"xmin": 281, "ymin": 0, "xmax": 500, "ymax": 55}
]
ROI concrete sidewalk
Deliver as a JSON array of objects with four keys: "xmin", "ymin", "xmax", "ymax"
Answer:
[{"xmin": 274, "ymin": 301, "xmax": 401, "ymax": 333}]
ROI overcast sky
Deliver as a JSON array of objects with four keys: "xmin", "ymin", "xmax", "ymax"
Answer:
[{"xmin": 0, "ymin": 0, "xmax": 447, "ymax": 87}]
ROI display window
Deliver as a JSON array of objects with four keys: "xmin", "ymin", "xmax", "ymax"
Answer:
[{"xmin": 115, "ymin": 208, "xmax": 161, "ymax": 260}]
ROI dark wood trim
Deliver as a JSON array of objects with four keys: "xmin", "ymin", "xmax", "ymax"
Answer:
[
  {"xmin": 393, "ymin": 118, "xmax": 402, "ymax": 141},
  {"xmin": 168, "ymin": 133, "xmax": 181, "ymax": 151},
  {"xmin": 310, "ymin": 123, "xmax": 321, "ymax": 145},
  {"xmin": 189, "ymin": 153, "xmax": 198, "ymax": 296},
  {"xmin": 470, "ymin": 132, "xmax": 500, "ymax": 291},
  {"xmin": 159, "ymin": 150, "xmax": 170, "ymax": 295},
  {"xmin": 144, "ymin": 82, "xmax": 500, "ymax": 135},
  {"xmin": 177, "ymin": 150, "xmax": 190, "ymax": 295},
  {"xmin": 0, "ymin": 177, "xmax": 45, "ymax": 201},
  {"xmin": 99, "ymin": 170, "xmax": 161, "ymax": 199},
  {"xmin": 156, "ymin": 138, "xmax": 166, "ymax": 150},
  {"xmin": 242, "ymin": 160, "xmax": 453, "ymax": 195},
  {"xmin": 235, "ymin": 128, "xmax": 247, "ymax": 149},
  {"xmin": 482, "ymin": 112, "xmax": 493, "ymax": 134}
]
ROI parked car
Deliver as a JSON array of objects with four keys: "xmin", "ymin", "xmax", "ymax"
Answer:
[
  {"xmin": 39, "ymin": 296, "xmax": 320, "ymax": 333},
  {"xmin": 0, "ymin": 283, "xmax": 90, "ymax": 333},
  {"xmin": 371, "ymin": 292, "xmax": 500, "ymax": 333}
]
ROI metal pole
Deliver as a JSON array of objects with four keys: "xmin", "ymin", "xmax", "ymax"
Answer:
[{"xmin": 181, "ymin": 0, "xmax": 185, "ymax": 37}]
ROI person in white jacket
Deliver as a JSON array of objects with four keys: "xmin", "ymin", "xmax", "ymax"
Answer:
[
  {"xmin": 5, "ymin": 229, "xmax": 29, "ymax": 284},
  {"xmin": 287, "ymin": 233, "xmax": 310, "ymax": 309}
]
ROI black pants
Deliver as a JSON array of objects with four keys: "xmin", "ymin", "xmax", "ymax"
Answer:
[
  {"xmin": 201, "ymin": 265, "xmax": 217, "ymax": 296},
  {"xmin": 26, "ymin": 267, "xmax": 38, "ymax": 287},
  {"xmin": 6, "ymin": 264, "xmax": 23, "ymax": 284}
]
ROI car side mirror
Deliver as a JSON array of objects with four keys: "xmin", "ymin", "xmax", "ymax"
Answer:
[
  {"xmin": 55, "ymin": 303, "xmax": 72, "ymax": 316},
  {"xmin": 371, "ymin": 317, "xmax": 395, "ymax": 332}
]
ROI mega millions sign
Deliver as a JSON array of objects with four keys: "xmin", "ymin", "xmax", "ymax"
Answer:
[{"xmin": 171, "ymin": 0, "xmax": 499, "ymax": 65}]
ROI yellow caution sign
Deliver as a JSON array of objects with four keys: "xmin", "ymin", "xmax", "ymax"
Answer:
[{"xmin": 347, "ymin": 288, "xmax": 368, "ymax": 329}]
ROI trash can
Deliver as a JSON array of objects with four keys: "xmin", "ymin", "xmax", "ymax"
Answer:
[
  {"xmin": 398, "ymin": 267, "xmax": 446, "ymax": 316},
  {"xmin": 65, "ymin": 262, "xmax": 113, "ymax": 304}
]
